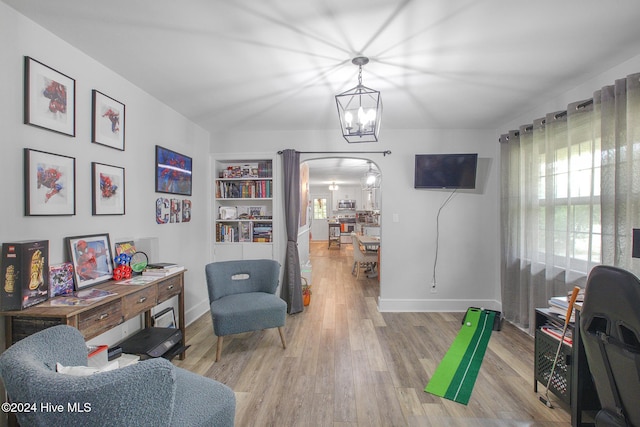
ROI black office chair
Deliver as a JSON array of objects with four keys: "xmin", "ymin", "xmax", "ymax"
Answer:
[{"xmin": 581, "ymin": 265, "xmax": 640, "ymax": 427}]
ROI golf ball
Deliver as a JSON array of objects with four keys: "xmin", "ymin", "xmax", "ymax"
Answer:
[{"xmin": 466, "ymin": 322, "xmax": 471, "ymax": 326}]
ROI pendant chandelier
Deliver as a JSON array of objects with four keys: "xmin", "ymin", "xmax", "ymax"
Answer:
[
  {"xmin": 361, "ymin": 162, "xmax": 380, "ymax": 190},
  {"xmin": 328, "ymin": 181, "xmax": 339, "ymax": 191},
  {"xmin": 335, "ymin": 57, "xmax": 382, "ymax": 143}
]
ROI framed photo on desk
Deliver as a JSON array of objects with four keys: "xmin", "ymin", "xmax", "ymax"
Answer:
[{"xmin": 66, "ymin": 233, "xmax": 114, "ymax": 289}]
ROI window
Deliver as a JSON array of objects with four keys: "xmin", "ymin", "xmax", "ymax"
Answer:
[
  {"xmin": 537, "ymin": 132, "xmax": 601, "ymax": 268},
  {"xmin": 313, "ymin": 198, "xmax": 327, "ymax": 220}
]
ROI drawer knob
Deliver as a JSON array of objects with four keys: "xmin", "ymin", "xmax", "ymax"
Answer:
[
  {"xmin": 137, "ymin": 296, "xmax": 147, "ymax": 304},
  {"xmin": 98, "ymin": 313, "xmax": 109, "ymax": 321},
  {"xmin": 167, "ymin": 285, "xmax": 174, "ymax": 290}
]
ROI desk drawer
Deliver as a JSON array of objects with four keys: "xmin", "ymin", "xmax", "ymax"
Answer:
[
  {"xmin": 11, "ymin": 317, "xmax": 65, "ymax": 344},
  {"xmin": 122, "ymin": 286, "xmax": 157, "ymax": 319},
  {"xmin": 78, "ymin": 300, "xmax": 123, "ymax": 339},
  {"xmin": 157, "ymin": 276, "xmax": 183, "ymax": 303}
]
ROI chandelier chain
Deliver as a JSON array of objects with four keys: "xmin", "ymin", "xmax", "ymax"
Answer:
[{"xmin": 358, "ymin": 65, "xmax": 363, "ymax": 86}]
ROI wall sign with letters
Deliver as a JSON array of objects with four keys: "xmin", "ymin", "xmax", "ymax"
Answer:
[{"xmin": 156, "ymin": 198, "xmax": 191, "ymax": 224}]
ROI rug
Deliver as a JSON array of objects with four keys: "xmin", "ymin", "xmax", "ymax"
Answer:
[{"xmin": 424, "ymin": 307, "xmax": 496, "ymax": 405}]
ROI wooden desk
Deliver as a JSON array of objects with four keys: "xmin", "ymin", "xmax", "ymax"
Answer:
[{"xmin": 0, "ymin": 271, "xmax": 186, "ymax": 360}]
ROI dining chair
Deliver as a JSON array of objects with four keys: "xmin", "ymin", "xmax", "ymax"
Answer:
[{"xmin": 351, "ymin": 234, "xmax": 378, "ymax": 279}]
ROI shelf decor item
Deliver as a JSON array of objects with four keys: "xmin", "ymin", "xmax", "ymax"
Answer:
[
  {"xmin": 155, "ymin": 145, "xmax": 192, "ymax": 196},
  {"xmin": 0, "ymin": 240, "xmax": 50, "ymax": 310},
  {"xmin": 66, "ymin": 233, "xmax": 114, "ymax": 290},
  {"xmin": 92, "ymin": 162, "xmax": 125, "ymax": 215},
  {"xmin": 49, "ymin": 262, "xmax": 74, "ymax": 298},
  {"xmin": 92, "ymin": 90, "xmax": 125, "ymax": 150},
  {"xmin": 24, "ymin": 56, "xmax": 76, "ymax": 136},
  {"xmin": 24, "ymin": 148, "xmax": 76, "ymax": 216}
]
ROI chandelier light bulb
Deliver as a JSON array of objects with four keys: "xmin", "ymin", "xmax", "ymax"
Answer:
[
  {"xmin": 358, "ymin": 106, "xmax": 366, "ymax": 126},
  {"xmin": 344, "ymin": 111, "xmax": 353, "ymax": 128}
]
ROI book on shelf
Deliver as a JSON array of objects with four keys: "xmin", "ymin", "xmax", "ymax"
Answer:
[
  {"xmin": 540, "ymin": 325, "xmax": 573, "ymax": 346},
  {"xmin": 142, "ymin": 265, "xmax": 184, "ymax": 276},
  {"xmin": 116, "ymin": 276, "xmax": 158, "ymax": 285},
  {"xmin": 146, "ymin": 262, "xmax": 179, "ymax": 269},
  {"xmin": 549, "ymin": 296, "xmax": 569, "ymax": 309},
  {"xmin": 547, "ymin": 303, "xmax": 576, "ymax": 323}
]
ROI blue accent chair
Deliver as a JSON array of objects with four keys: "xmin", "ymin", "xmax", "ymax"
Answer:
[
  {"xmin": 0, "ymin": 325, "xmax": 236, "ymax": 427},
  {"xmin": 205, "ymin": 259, "xmax": 287, "ymax": 362}
]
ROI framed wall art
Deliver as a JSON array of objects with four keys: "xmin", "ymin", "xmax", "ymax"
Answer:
[
  {"xmin": 24, "ymin": 56, "xmax": 76, "ymax": 136},
  {"xmin": 24, "ymin": 148, "xmax": 76, "ymax": 216},
  {"xmin": 92, "ymin": 162, "xmax": 125, "ymax": 215},
  {"xmin": 155, "ymin": 145, "xmax": 192, "ymax": 196},
  {"xmin": 66, "ymin": 233, "xmax": 114, "ymax": 289},
  {"xmin": 92, "ymin": 90, "xmax": 125, "ymax": 150}
]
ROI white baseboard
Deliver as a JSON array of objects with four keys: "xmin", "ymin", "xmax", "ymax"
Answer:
[
  {"xmin": 185, "ymin": 299, "xmax": 210, "ymax": 327},
  {"xmin": 377, "ymin": 297, "xmax": 501, "ymax": 313}
]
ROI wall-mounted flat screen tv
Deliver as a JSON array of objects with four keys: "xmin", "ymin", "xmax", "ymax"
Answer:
[{"xmin": 414, "ymin": 153, "xmax": 478, "ymax": 189}]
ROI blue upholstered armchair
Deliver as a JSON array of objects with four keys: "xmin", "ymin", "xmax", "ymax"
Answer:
[
  {"xmin": 0, "ymin": 325, "xmax": 236, "ymax": 427},
  {"xmin": 205, "ymin": 259, "xmax": 287, "ymax": 362}
]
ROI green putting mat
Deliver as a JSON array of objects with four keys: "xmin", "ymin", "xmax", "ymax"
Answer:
[{"xmin": 424, "ymin": 308, "xmax": 496, "ymax": 405}]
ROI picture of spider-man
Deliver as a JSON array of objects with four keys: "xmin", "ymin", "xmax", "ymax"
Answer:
[
  {"xmin": 74, "ymin": 240, "xmax": 108, "ymax": 280},
  {"xmin": 102, "ymin": 108, "xmax": 120, "ymax": 134},
  {"xmin": 36, "ymin": 165, "xmax": 63, "ymax": 202},
  {"xmin": 100, "ymin": 173, "xmax": 118, "ymax": 198},
  {"xmin": 156, "ymin": 147, "xmax": 192, "ymax": 196},
  {"xmin": 42, "ymin": 79, "xmax": 67, "ymax": 114}
]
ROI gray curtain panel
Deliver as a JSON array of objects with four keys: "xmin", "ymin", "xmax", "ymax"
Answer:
[
  {"xmin": 281, "ymin": 149, "xmax": 303, "ymax": 314},
  {"xmin": 500, "ymin": 72, "xmax": 640, "ymax": 334}
]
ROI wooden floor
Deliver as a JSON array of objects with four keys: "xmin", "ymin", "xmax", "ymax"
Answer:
[{"xmin": 174, "ymin": 241, "xmax": 571, "ymax": 426}]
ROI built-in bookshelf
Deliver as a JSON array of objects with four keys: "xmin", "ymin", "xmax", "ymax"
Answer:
[{"xmin": 212, "ymin": 156, "xmax": 275, "ymax": 261}]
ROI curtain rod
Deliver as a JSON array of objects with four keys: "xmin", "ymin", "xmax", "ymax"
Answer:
[{"xmin": 278, "ymin": 150, "xmax": 391, "ymax": 156}]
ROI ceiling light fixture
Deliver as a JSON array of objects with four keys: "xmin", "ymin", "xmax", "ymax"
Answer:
[
  {"xmin": 335, "ymin": 57, "xmax": 382, "ymax": 143},
  {"xmin": 328, "ymin": 182, "xmax": 339, "ymax": 191},
  {"xmin": 361, "ymin": 162, "xmax": 380, "ymax": 189}
]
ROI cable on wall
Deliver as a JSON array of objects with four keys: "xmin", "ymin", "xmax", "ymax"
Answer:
[{"xmin": 431, "ymin": 189, "xmax": 457, "ymax": 291}]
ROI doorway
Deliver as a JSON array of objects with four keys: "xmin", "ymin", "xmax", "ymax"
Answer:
[{"xmin": 301, "ymin": 156, "xmax": 382, "ymax": 288}]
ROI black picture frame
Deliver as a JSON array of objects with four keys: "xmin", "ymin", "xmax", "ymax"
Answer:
[
  {"xmin": 92, "ymin": 90, "xmax": 125, "ymax": 150},
  {"xmin": 24, "ymin": 148, "xmax": 76, "ymax": 216},
  {"xmin": 92, "ymin": 162, "xmax": 125, "ymax": 215},
  {"xmin": 155, "ymin": 145, "xmax": 192, "ymax": 196},
  {"xmin": 24, "ymin": 56, "xmax": 76, "ymax": 137}
]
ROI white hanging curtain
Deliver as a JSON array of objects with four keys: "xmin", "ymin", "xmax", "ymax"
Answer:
[{"xmin": 500, "ymin": 72, "xmax": 640, "ymax": 334}]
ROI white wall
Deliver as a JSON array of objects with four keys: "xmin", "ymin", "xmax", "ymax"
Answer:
[
  {"xmin": 0, "ymin": 3, "xmax": 212, "ymax": 347},
  {"xmin": 500, "ymin": 53, "xmax": 640, "ymax": 131},
  {"xmin": 211, "ymin": 128, "xmax": 501, "ymax": 312}
]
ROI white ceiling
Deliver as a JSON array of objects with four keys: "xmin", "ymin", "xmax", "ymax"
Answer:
[{"xmin": 6, "ymin": 0, "xmax": 640, "ymax": 183}]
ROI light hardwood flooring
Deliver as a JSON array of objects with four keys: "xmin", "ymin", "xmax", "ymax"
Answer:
[{"xmin": 174, "ymin": 241, "xmax": 572, "ymax": 426}]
